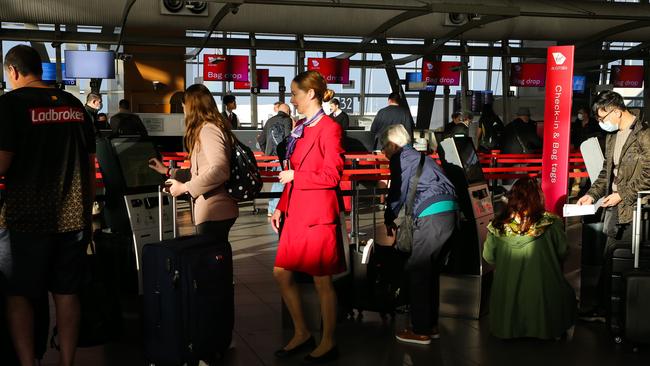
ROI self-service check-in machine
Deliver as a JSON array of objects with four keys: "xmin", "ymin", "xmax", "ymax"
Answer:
[
  {"xmin": 437, "ymin": 136, "xmax": 494, "ymax": 319},
  {"xmin": 96, "ymin": 136, "xmax": 177, "ymax": 293}
]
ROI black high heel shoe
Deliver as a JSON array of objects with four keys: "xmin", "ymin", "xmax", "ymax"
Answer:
[
  {"xmin": 302, "ymin": 346, "xmax": 339, "ymax": 365},
  {"xmin": 274, "ymin": 336, "xmax": 316, "ymax": 358}
]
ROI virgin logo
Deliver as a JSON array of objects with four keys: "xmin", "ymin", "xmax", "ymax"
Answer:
[
  {"xmin": 312, "ymin": 60, "xmax": 320, "ymax": 67},
  {"xmin": 552, "ymin": 52, "xmax": 566, "ymax": 65},
  {"xmin": 30, "ymin": 107, "xmax": 85, "ymax": 125},
  {"xmin": 207, "ymin": 55, "xmax": 225, "ymax": 64}
]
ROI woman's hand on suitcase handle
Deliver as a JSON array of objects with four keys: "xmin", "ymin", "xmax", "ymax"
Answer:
[
  {"xmin": 166, "ymin": 179, "xmax": 188, "ymax": 197},
  {"xmin": 271, "ymin": 209, "xmax": 283, "ymax": 234}
]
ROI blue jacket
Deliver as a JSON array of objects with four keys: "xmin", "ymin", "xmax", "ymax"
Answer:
[{"xmin": 385, "ymin": 145, "xmax": 456, "ymax": 224}]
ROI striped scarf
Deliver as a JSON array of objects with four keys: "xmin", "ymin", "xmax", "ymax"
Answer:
[{"xmin": 284, "ymin": 108, "xmax": 325, "ymax": 161}]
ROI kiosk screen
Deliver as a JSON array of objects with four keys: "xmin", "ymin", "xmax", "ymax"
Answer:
[
  {"xmin": 111, "ymin": 138, "xmax": 165, "ymax": 189},
  {"xmin": 455, "ymin": 137, "xmax": 485, "ymax": 184}
]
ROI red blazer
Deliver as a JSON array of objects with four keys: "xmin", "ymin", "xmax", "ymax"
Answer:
[{"xmin": 277, "ymin": 116, "xmax": 344, "ymax": 226}]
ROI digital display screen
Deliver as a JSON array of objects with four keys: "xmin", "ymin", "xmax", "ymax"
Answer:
[
  {"xmin": 42, "ymin": 63, "xmax": 76, "ymax": 85},
  {"xmin": 573, "ymin": 75, "xmax": 586, "ymax": 92},
  {"xmin": 405, "ymin": 72, "xmax": 435, "ymax": 92},
  {"xmin": 111, "ymin": 138, "xmax": 164, "ymax": 189},
  {"xmin": 64, "ymin": 50, "xmax": 115, "ymax": 79},
  {"xmin": 453, "ymin": 90, "xmax": 494, "ymax": 114}
]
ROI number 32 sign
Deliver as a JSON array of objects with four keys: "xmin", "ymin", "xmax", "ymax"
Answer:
[{"xmin": 337, "ymin": 97, "xmax": 355, "ymax": 113}]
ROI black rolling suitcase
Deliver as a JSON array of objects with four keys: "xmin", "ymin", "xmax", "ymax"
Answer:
[
  {"xmin": 611, "ymin": 191, "xmax": 650, "ymax": 346},
  {"xmin": 350, "ymin": 240, "xmax": 407, "ymax": 317},
  {"xmin": 142, "ymin": 188, "xmax": 234, "ymax": 366}
]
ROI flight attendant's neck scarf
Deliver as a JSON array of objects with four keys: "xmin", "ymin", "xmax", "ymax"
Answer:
[{"xmin": 284, "ymin": 108, "xmax": 325, "ymax": 160}]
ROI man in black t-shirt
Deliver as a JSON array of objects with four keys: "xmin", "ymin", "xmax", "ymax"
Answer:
[
  {"xmin": 0, "ymin": 45, "xmax": 96, "ymax": 366},
  {"xmin": 370, "ymin": 92, "xmax": 414, "ymax": 150}
]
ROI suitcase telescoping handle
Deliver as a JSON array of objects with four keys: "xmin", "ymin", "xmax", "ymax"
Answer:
[
  {"xmin": 633, "ymin": 191, "xmax": 650, "ymax": 268},
  {"xmin": 158, "ymin": 184, "xmax": 178, "ymax": 241}
]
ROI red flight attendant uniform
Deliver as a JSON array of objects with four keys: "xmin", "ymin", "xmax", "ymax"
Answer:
[{"xmin": 275, "ymin": 116, "xmax": 347, "ymax": 276}]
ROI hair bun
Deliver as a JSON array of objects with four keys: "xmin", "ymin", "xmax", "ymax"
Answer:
[{"xmin": 323, "ymin": 89, "xmax": 335, "ymax": 103}]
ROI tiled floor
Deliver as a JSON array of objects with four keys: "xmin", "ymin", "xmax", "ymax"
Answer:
[{"xmin": 36, "ymin": 202, "xmax": 650, "ymax": 366}]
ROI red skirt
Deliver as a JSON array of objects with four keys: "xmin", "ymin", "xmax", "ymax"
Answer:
[{"xmin": 275, "ymin": 217, "xmax": 346, "ymax": 276}]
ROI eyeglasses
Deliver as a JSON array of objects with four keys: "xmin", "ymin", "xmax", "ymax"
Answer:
[{"xmin": 597, "ymin": 109, "xmax": 617, "ymax": 123}]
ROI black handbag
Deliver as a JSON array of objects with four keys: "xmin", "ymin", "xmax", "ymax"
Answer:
[
  {"xmin": 396, "ymin": 154, "xmax": 425, "ymax": 253},
  {"xmin": 225, "ymin": 135, "xmax": 263, "ymax": 201}
]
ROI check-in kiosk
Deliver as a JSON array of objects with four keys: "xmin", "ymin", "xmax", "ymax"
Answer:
[
  {"xmin": 437, "ymin": 136, "xmax": 494, "ymax": 319},
  {"xmin": 96, "ymin": 136, "xmax": 175, "ymax": 292}
]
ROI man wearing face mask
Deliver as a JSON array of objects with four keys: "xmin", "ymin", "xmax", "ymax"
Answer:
[{"xmin": 576, "ymin": 90, "xmax": 650, "ymax": 322}]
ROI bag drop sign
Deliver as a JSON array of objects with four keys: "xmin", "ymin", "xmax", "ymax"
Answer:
[
  {"xmin": 611, "ymin": 65, "xmax": 644, "ymax": 88},
  {"xmin": 203, "ymin": 55, "xmax": 249, "ymax": 82},
  {"xmin": 510, "ymin": 63, "xmax": 547, "ymax": 87},
  {"xmin": 421, "ymin": 60, "xmax": 461, "ymax": 86},
  {"xmin": 307, "ymin": 58, "xmax": 350, "ymax": 84}
]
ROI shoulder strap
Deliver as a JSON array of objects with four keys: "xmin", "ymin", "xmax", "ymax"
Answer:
[
  {"xmin": 270, "ymin": 123, "xmax": 282, "ymax": 145},
  {"xmin": 405, "ymin": 154, "xmax": 425, "ymax": 217}
]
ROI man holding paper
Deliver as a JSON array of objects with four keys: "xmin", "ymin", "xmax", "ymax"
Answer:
[{"xmin": 576, "ymin": 91, "xmax": 650, "ymax": 322}]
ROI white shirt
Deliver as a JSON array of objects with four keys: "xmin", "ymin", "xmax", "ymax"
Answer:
[{"xmin": 331, "ymin": 109, "xmax": 341, "ymax": 117}]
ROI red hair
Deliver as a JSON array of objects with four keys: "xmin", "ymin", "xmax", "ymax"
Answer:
[
  {"xmin": 292, "ymin": 70, "xmax": 335, "ymax": 104},
  {"xmin": 492, "ymin": 177, "xmax": 546, "ymax": 234}
]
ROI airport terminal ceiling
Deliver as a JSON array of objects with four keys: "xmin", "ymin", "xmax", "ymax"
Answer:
[{"xmin": 2, "ymin": 0, "xmax": 650, "ymax": 57}]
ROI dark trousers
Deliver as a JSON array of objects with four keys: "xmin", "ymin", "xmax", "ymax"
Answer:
[
  {"xmin": 196, "ymin": 218, "xmax": 237, "ymax": 243},
  {"xmin": 595, "ymin": 208, "xmax": 632, "ymax": 315},
  {"xmin": 407, "ymin": 211, "xmax": 456, "ymax": 334}
]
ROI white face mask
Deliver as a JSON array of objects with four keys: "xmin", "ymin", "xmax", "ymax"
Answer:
[
  {"xmin": 599, "ymin": 120, "xmax": 619, "ymax": 133},
  {"xmin": 577, "ymin": 113, "xmax": 584, "ymax": 121}
]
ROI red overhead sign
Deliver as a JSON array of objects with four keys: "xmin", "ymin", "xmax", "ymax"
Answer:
[
  {"xmin": 510, "ymin": 63, "xmax": 547, "ymax": 87},
  {"xmin": 234, "ymin": 69, "xmax": 270, "ymax": 90},
  {"xmin": 611, "ymin": 65, "xmax": 644, "ymax": 88},
  {"xmin": 203, "ymin": 55, "xmax": 249, "ymax": 82},
  {"xmin": 541, "ymin": 46, "xmax": 574, "ymax": 216},
  {"xmin": 421, "ymin": 60, "xmax": 461, "ymax": 86},
  {"xmin": 307, "ymin": 58, "xmax": 350, "ymax": 84}
]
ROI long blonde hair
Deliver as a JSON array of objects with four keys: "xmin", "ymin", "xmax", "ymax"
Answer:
[{"xmin": 182, "ymin": 84, "xmax": 232, "ymax": 157}]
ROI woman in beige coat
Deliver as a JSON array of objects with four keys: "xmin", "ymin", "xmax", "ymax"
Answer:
[{"xmin": 149, "ymin": 84, "xmax": 238, "ymax": 241}]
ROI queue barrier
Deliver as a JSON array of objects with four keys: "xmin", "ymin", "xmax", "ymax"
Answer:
[{"xmin": 0, "ymin": 150, "xmax": 591, "ymax": 192}]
